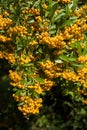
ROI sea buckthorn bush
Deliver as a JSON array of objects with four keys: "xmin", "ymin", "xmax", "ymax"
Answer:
[{"xmin": 0, "ymin": 0, "xmax": 87, "ymax": 129}]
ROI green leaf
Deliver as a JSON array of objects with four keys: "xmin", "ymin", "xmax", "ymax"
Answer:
[
  {"xmin": 61, "ymin": 16, "xmax": 77, "ymax": 27},
  {"xmin": 54, "ymin": 59, "xmax": 63, "ymax": 64},
  {"xmin": 81, "ymin": 109, "xmax": 86, "ymax": 115},
  {"xmin": 59, "ymin": 54, "xmax": 69, "ymax": 62},
  {"xmin": 75, "ymin": 82, "xmax": 81, "ymax": 87},
  {"xmin": 70, "ymin": 41, "xmax": 82, "ymax": 54},
  {"xmin": 48, "ymin": 1, "xmax": 58, "ymax": 19},
  {"xmin": 68, "ymin": 57, "xmax": 77, "ymax": 62},
  {"xmin": 49, "ymin": 30, "xmax": 56, "ymax": 35},
  {"xmin": 42, "ymin": 92, "xmax": 46, "ymax": 96},
  {"xmin": 45, "ymin": 1, "xmax": 58, "ymax": 19},
  {"xmin": 49, "ymin": 24, "xmax": 56, "ymax": 34},
  {"xmin": 52, "ymin": 12, "xmax": 65, "ymax": 23},
  {"xmin": 18, "ymin": 102, "xmax": 24, "ymax": 106},
  {"xmin": 72, "ymin": 63, "xmax": 85, "ymax": 68},
  {"xmin": 65, "ymin": 4, "xmax": 71, "ymax": 17},
  {"xmin": 13, "ymin": 88, "xmax": 18, "ymax": 91},
  {"xmin": 15, "ymin": 90, "xmax": 22, "ymax": 95},
  {"xmin": 33, "ymin": 91, "xmax": 40, "ymax": 98},
  {"xmin": 27, "ymin": 69, "xmax": 34, "ymax": 75},
  {"xmin": 22, "ymin": 63, "xmax": 33, "ymax": 67},
  {"xmin": 48, "ymin": 0, "xmax": 52, "ymax": 3},
  {"xmin": 20, "ymin": 92, "xmax": 26, "ymax": 96},
  {"xmin": 82, "ymin": 44, "xmax": 87, "ymax": 55},
  {"xmin": 50, "ymin": 24, "xmax": 56, "ymax": 30},
  {"xmin": 45, "ymin": 11, "xmax": 50, "ymax": 18},
  {"xmin": 0, "ymin": 30, "xmax": 5, "ymax": 33},
  {"xmin": 28, "ymin": 19, "xmax": 35, "ymax": 23},
  {"xmin": 66, "ymin": 91, "xmax": 74, "ymax": 98},
  {"xmin": 72, "ymin": 0, "xmax": 78, "ymax": 12},
  {"xmin": 38, "ymin": 48, "xmax": 43, "ymax": 54},
  {"xmin": 15, "ymin": 37, "xmax": 21, "ymax": 45},
  {"xmin": 20, "ymin": 80, "xmax": 25, "ymax": 85},
  {"xmin": 35, "ymin": 77, "xmax": 44, "ymax": 84},
  {"xmin": 16, "ymin": 46, "xmax": 22, "ymax": 51}
]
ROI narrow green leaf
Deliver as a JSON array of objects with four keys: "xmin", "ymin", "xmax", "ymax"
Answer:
[
  {"xmin": 15, "ymin": 90, "xmax": 22, "ymax": 95},
  {"xmin": 49, "ymin": 24, "xmax": 56, "ymax": 34},
  {"xmin": 82, "ymin": 44, "xmax": 87, "ymax": 55},
  {"xmin": 61, "ymin": 16, "xmax": 77, "ymax": 27},
  {"xmin": 70, "ymin": 41, "xmax": 82, "ymax": 54},
  {"xmin": 38, "ymin": 48, "xmax": 43, "ymax": 54},
  {"xmin": 48, "ymin": 2, "xmax": 58, "ymax": 19},
  {"xmin": 33, "ymin": 91, "xmax": 40, "ymax": 98},
  {"xmin": 72, "ymin": 63, "xmax": 85, "ymax": 68},
  {"xmin": 42, "ymin": 92, "xmax": 46, "ymax": 96},
  {"xmin": 52, "ymin": 12, "xmax": 65, "ymax": 23},
  {"xmin": 18, "ymin": 102, "xmax": 24, "ymax": 106},
  {"xmin": 65, "ymin": 5, "xmax": 71, "ymax": 17},
  {"xmin": 49, "ymin": 30, "xmax": 56, "ymax": 35},
  {"xmin": 35, "ymin": 77, "xmax": 44, "ymax": 84},
  {"xmin": 68, "ymin": 57, "xmax": 77, "ymax": 61},
  {"xmin": 28, "ymin": 19, "xmax": 35, "ymax": 23},
  {"xmin": 72, "ymin": 0, "xmax": 78, "ymax": 12},
  {"xmin": 59, "ymin": 54, "xmax": 69, "ymax": 62},
  {"xmin": 13, "ymin": 88, "xmax": 18, "ymax": 91},
  {"xmin": 54, "ymin": 60, "xmax": 63, "ymax": 64},
  {"xmin": 20, "ymin": 80, "xmax": 25, "ymax": 85}
]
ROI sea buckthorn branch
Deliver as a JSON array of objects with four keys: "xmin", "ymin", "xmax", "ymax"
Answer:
[{"xmin": 0, "ymin": 0, "xmax": 87, "ymax": 116}]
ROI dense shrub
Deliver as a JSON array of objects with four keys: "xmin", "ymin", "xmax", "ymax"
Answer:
[{"xmin": 0, "ymin": 0, "xmax": 87, "ymax": 129}]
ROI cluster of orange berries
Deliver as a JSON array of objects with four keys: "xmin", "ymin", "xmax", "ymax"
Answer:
[
  {"xmin": 78, "ymin": 55, "xmax": 87, "ymax": 64},
  {"xmin": 8, "ymin": 26, "xmax": 28, "ymax": 38},
  {"xmin": 4, "ymin": 53, "xmax": 15, "ymax": 64},
  {"xmin": 59, "ymin": 13, "xmax": 87, "ymax": 46},
  {"xmin": 82, "ymin": 100, "xmax": 87, "ymax": 105},
  {"xmin": 9, "ymin": 70, "xmax": 25, "ymax": 89},
  {"xmin": 43, "ymin": 79, "xmax": 56, "ymax": 91},
  {"xmin": 22, "ymin": 7, "xmax": 40, "ymax": 15},
  {"xmin": 13, "ymin": 95, "xmax": 42, "ymax": 115},
  {"xmin": 0, "ymin": 51, "xmax": 15, "ymax": 64},
  {"xmin": 0, "ymin": 15, "xmax": 13, "ymax": 30},
  {"xmin": 42, "ymin": 3, "xmax": 48, "ymax": 10},
  {"xmin": 77, "ymin": 88, "xmax": 87, "ymax": 96},
  {"xmin": 0, "ymin": 51, "xmax": 3, "ymax": 59},
  {"xmin": 39, "ymin": 60, "xmax": 58, "ymax": 79},
  {"xmin": 81, "ymin": 43, "xmax": 86, "ymax": 49},
  {"xmin": 35, "ymin": 16, "xmax": 42, "ymax": 23},
  {"xmin": 3, "ymin": 11, "xmax": 10, "ymax": 17},
  {"xmin": 74, "ymin": 5, "xmax": 87, "ymax": 18},
  {"xmin": 17, "ymin": 54, "xmax": 35, "ymax": 64},
  {"xmin": 77, "ymin": 66, "xmax": 87, "ymax": 104},
  {"xmin": 38, "ymin": 32, "xmax": 66, "ymax": 49},
  {"xmin": 60, "ymin": 66, "xmax": 87, "ymax": 88},
  {"xmin": 63, "ymin": 24, "xmax": 83, "ymax": 43},
  {"xmin": 76, "ymin": 19, "xmax": 87, "ymax": 32},
  {"xmin": 77, "ymin": 67, "xmax": 87, "ymax": 84},
  {"xmin": 9, "ymin": 70, "xmax": 21, "ymax": 84},
  {"xmin": 9, "ymin": 70, "xmax": 21, "ymax": 81},
  {"xmin": 61, "ymin": 69, "xmax": 79, "ymax": 82},
  {"xmin": 56, "ymin": 0, "xmax": 70, "ymax": 3},
  {"xmin": 28, "ymin": 83, "xmax": 43, "ymax": 94},
  {"xmin": 29, "ymin": 40, "xmax": 38, "ymax": 47},
  {"xmin": 39, "ymin": 60, "xmax": 65, "ymax": 81},
  {"xmin": 0, "ymin": 35, "xmax": 11, "ymax": 42}
]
